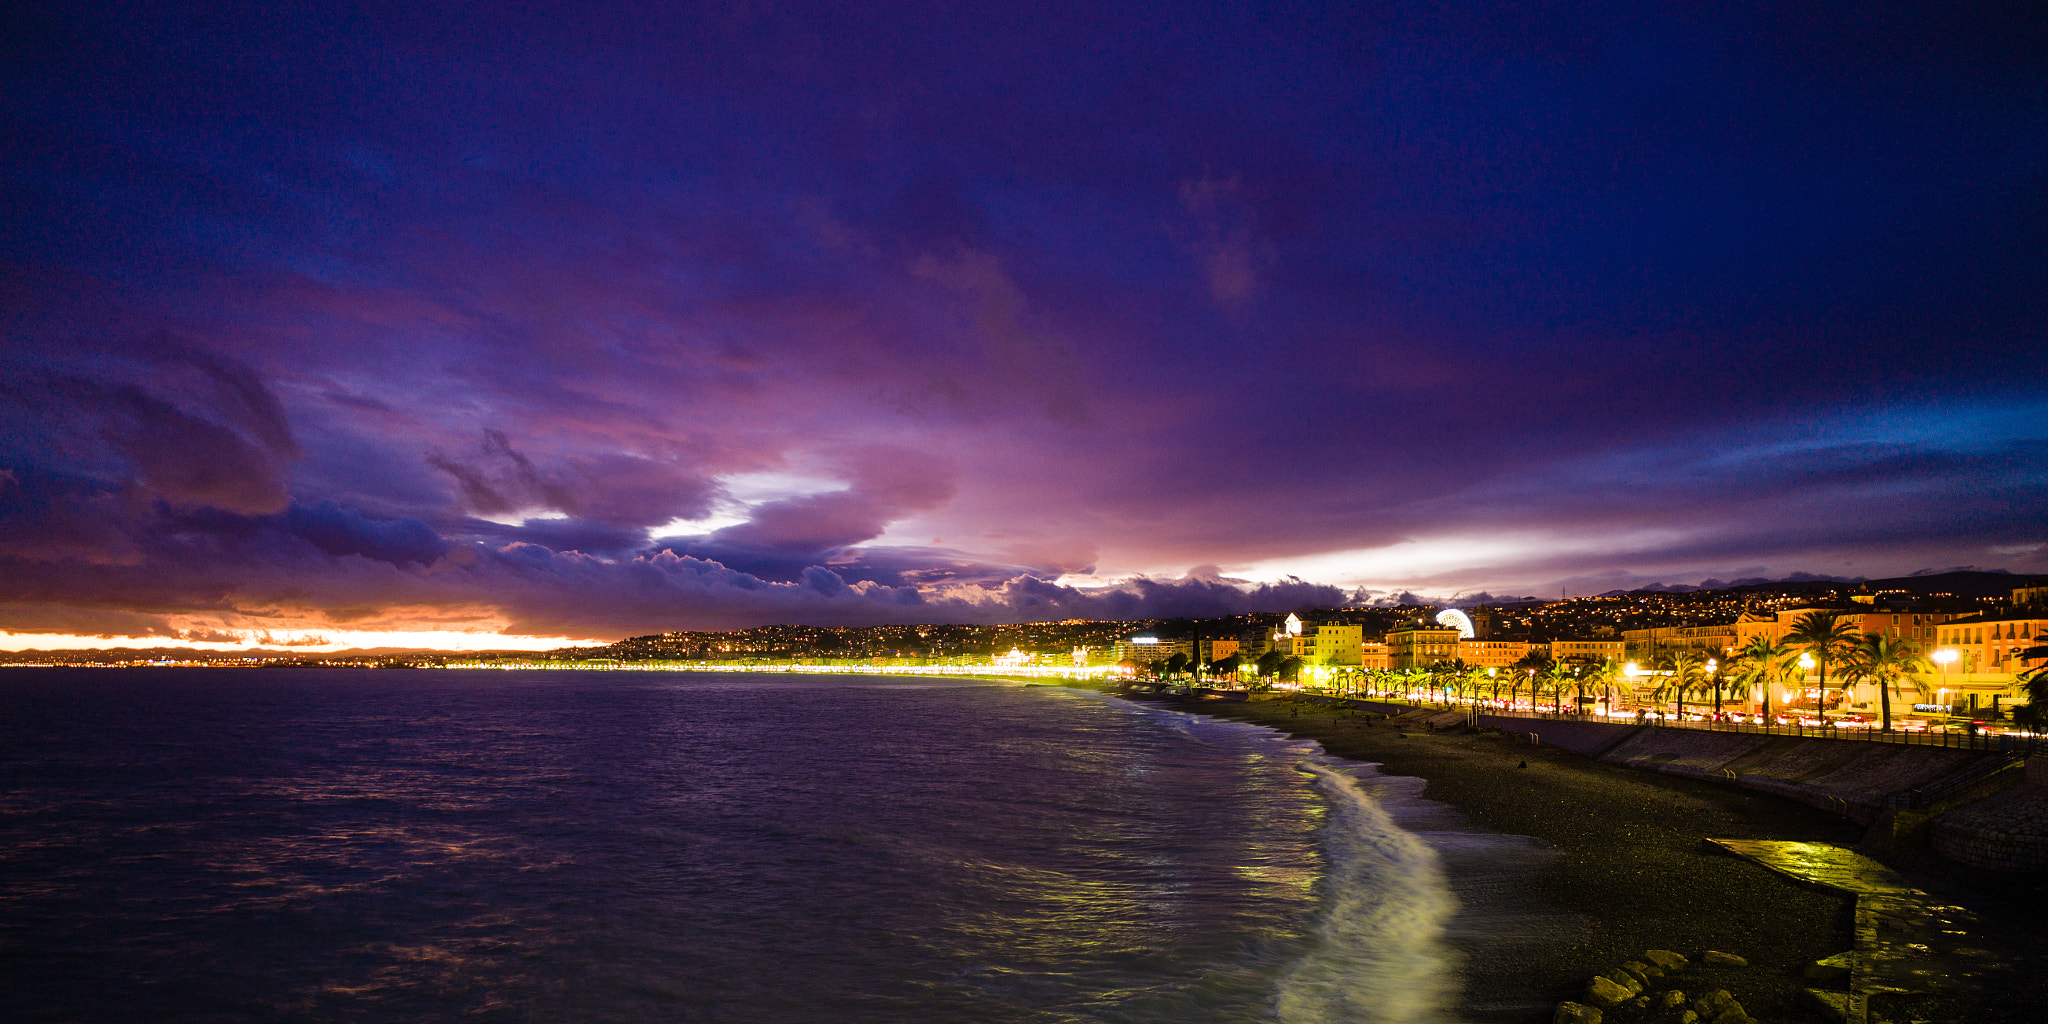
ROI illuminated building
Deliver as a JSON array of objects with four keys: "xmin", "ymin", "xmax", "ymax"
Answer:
[{"xmin": 1386, "ymin": 625, "xmax": 1462, "ymax": 669}]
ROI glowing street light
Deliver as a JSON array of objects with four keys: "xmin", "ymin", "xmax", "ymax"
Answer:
[{"xmin": 1931, "ymin": 648, "xmax": 1957, "ymax": 677}]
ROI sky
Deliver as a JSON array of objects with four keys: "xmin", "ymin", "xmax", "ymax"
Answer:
[{"xmin": 3, "ymin": 1, "xmax": 2046, "ymax": 649}]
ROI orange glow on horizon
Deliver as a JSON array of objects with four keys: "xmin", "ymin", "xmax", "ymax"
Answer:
[{"xmin": 0, "ymin": 630, "xmax": 609, "ymax": 654}]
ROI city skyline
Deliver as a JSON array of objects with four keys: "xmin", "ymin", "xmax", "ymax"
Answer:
[{"xmin": 5, "ymin": 2, "xmax": 2046, "ymax": 650}]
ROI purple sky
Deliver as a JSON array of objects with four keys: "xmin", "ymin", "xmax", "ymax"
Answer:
[{"xmin": 4, "ymin": 1, "xmax": 2046, "ymax": 645}]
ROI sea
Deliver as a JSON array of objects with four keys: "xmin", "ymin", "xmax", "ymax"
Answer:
[{"xmin": 0, "ymin": 669, "xmax": 1564, "ymax": 1023}]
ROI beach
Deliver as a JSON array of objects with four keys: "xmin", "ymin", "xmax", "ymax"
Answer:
[{"xmin": 1131, "ymin": 691, "xmax": 2042, "ymax": 1024}]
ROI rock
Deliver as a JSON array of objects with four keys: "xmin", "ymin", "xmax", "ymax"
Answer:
[
  {"xmin": 1693, "ymin": 989, "xmax": 1734, "ymax": 1018},
  {"xmin": 1584, "ymin": 976, "xmax": 1634, "ymax": 1008},
  {"xmin": 1679, "ymin": 1013, "xmax": 1697, "ymax": 1024},
  {"xmin": 1659, "ymin": 990, "xmax": 1687, "ymax": 1010},
  {"xmin": 1623, "ymin": 959, "xmax": 1664, "ymax": 980},
  {"xmin": 1628, "ymin": 996, "xmax": 1650, "ymax": 1011},
  {"xmin": 1599, "ymin": 970, "xmax": 1643, "ymax": 997},
  {"xmin": 1555, "ymin": 1001, "xmax": 1604, "ymax": 1024},
  {"xmin": 1700, "ymin": 950, "xmax": 1746, "ymax": 968},
  {"xmin": 1642, "ymin": 949, "xmax": 1690, "ymax": 972},
  {"xmin": 1803, "ymin": 953, "xmax": 1853, "ymax": 986},
  {"xmin": 1697, "ymin": 992, "xmax": 1752, "ymax": 1024},
  {"xmin": 1800, "ymin": 987, "xmax": 1849, "ymax": 1023}
]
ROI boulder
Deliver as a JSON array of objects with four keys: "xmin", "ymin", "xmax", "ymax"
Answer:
[
  {"xmin": 1679, "ymin": 1012, "xmax": 1698, "ymax": 1024},
  {"xmin": 1658, "ymin": 990, "xmax": 1687, "ymax": 1010},
  {"xmin": 1584, "ymin": 975, "xmax": 1634, "ymax": 1008},
  {"xmin": 1599, "ymin": 970, "xmax": 1643, "ymax": 998},
  {"xmin": 1693, "ymin": 989, "xmax": 1734, "ymax": 1018},
  {"xmin": 1642, "ymin": 949, "xmax": 1690, "ymax": 972},
  {"xmin": 1696, "ymin": 992, "xmax": 1752, "ymax": 1024},
  {"xmin": 1555, "ymin": 1001, "xmax": 1604, "ymax": 1024},
  {"xmin": 1623, "ymin": 959, "xmax": 1664, "ymax": 980},
  {"xmin": 1700, "ymin": 950, "xmax": 1746, "ymax": 968},
  {"xmin": 1628, "ymin": 996, "xmax": 1650, "ymax": 1011}
]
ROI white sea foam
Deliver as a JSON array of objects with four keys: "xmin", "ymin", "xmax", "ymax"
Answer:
[{"xmin": 1275, "ymin": 762, "xmax": 1462, "ymax": 1024}]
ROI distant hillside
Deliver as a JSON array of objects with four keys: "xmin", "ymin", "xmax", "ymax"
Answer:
[
  {"xmin": 1600, "ymin": 569, "xmax": 2042, "ymax": 602},
  {"xmin": 1859, "ymin": 570, "xmax": 2045, "ymax": 599}
]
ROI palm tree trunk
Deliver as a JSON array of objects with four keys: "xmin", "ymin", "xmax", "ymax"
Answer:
[{"xmin": 1879, "ymin": 674, "xmax": 1892, "ymax": 732}]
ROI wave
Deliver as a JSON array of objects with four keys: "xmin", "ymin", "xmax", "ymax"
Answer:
[{"xmin": 1275, "ymin": 763, "xmax": 1462, "ymax": 1024}]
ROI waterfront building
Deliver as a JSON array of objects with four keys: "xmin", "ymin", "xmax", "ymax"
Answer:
[
  {"xmin": 1202, "ymin": 638, "xmax": 1241, "ymax": 664},
  {"xmin": 1299, "ymin": 622, "xmax": 1364, "ymax": 665},
  {"xmin": 1112, "ymin": 635, "xmax": 1190, "ymax": 665},
  {"xmin": 1459, "ymin": 639, "xmax": 1533, "ymax": 669},
  {"xmin": 1386, "ymin": 625, "xmax": 1463, "ymax": 669},
  {"xmin": 1550, "ymin": 639, "xmax": 1625, "ymax": 663},
  {"xmin": 1734, "ymin": 606, "xmax": 1960, "ymax": 656},
  {"xmin": 1358, "ymin": 641, "xmax": 1392, "ymax": 671},
  {"xmin": 1933, "ymin": 614, "xmax": 2048, "ymax": 676},
  {"xmin": 1623, "ymin": 623, "xmax": 1739, "ymax": 662}
]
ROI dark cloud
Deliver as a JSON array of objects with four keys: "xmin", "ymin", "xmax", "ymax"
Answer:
[
  {"xmin": 2, "ymin": 1, "xmax": 2045, "ymax": 641},
  {"xmin": 1, "ymin": 345, "xmax": 298, "ymax": 515},
  {"xmin": 285, "ymin": 501, "xmax": 448, "ymax": 566}
]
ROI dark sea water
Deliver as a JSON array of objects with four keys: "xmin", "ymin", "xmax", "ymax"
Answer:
[{"xmin": 0, "ymin": 670, "xmax": 1549, "ymax": 1023}]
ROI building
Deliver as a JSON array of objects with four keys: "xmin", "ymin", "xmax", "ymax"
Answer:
[
  {"xmin": 1201, "ymin": 638, "xmax": 1241, "ymax": 664},
  {"xmin": 1358, "ymin": 641, "xmax": 1392, "ymax": 670},
  {"xmin": 1623, "ymin": 623, "xmax": 1739, "ymax": 662},
  {"xmin": 1459, "ymin": 639, "xmax": 1534, "ymax": 669},
  {"xmin": 1934, "ymin": 614, "xmax": 2048, "ymax": 676},
  {"xmin": 1732, "ymin": 606, "xmax": 1961, "ymax": 655},
  {"xmin": 1301, "ymin": 622, "xmax": 1365, "ymax": 665},
  {"xmin": 1111, "ymin": 635, "xmax": 1190, "ymax": 665},
  {"xmin": 1550, "ymin": 639, "xmax": 1625, "ymax": 663},
  {"xmin": 1386, "ymin": 625, "xmax": 1463, "ymax": 669}
]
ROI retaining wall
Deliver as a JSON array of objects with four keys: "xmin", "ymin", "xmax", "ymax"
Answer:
[{"xmin": 1478, "ymin": 716, "xmax": 1986, "ymax": 823}]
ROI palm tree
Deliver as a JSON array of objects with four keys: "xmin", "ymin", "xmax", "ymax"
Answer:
[
  {"xmin": 1655, "ymin": 650, "xmax": 1709, "ymax": 720},
  {"xmin": 1540, "ymin": 658, "xmax": 1576, "ymax": 714},
  {"xmin": 1462, "ymin": 665, "xmax": 1490, "ymax": 709},
  {"xmin": 1733, "ymin": 634, "xmax": 1793, "ymax": 721},
  {"xmin": 1582, "ymin": 658, "xmax": 1623, "ymax": 716},
  {"xmin": 1842, "ymin": 633, "xmax": 1932, "ymax": 732},
  {"xmin": 1785, "ymin": 611, "xmax": 1861, "ymax": 712}
]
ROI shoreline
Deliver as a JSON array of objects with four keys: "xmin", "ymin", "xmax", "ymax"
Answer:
[{"xmin": 1114, "ymin": 690, "xmax": 2034, "ymax": 1024}]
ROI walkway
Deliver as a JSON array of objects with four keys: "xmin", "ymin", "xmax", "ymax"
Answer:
[{"xmin": 1707, "ymin": 840, "xmax": 2010, "ymax": 1024}]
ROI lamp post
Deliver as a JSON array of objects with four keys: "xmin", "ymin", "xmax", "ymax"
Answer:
[
  {"xmin": 1797, "ymin": 652, "xmax": 1815, "ymax": 715},
  {"xmin": 1706, "ymin": 658, "xmax": 1719, "ymax": 718},
  {"xmin": 1931, "ymin": 648, "xmax": 1958, "ymax": 722}
]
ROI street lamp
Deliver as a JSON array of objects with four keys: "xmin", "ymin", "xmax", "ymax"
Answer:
[{"xmin": 1931, "ymin": 648, "xmax": 1957, "ymax": 677}]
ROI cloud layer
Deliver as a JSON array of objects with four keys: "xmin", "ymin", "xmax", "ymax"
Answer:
[{"xmin": 2, "ymin": 1, "xmax": 2045, "ymax": 641}]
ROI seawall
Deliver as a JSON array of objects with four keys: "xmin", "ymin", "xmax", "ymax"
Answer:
[{"xmin": 1479, "ymin": 714, "xmax": 1987, "ymax": 823}]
